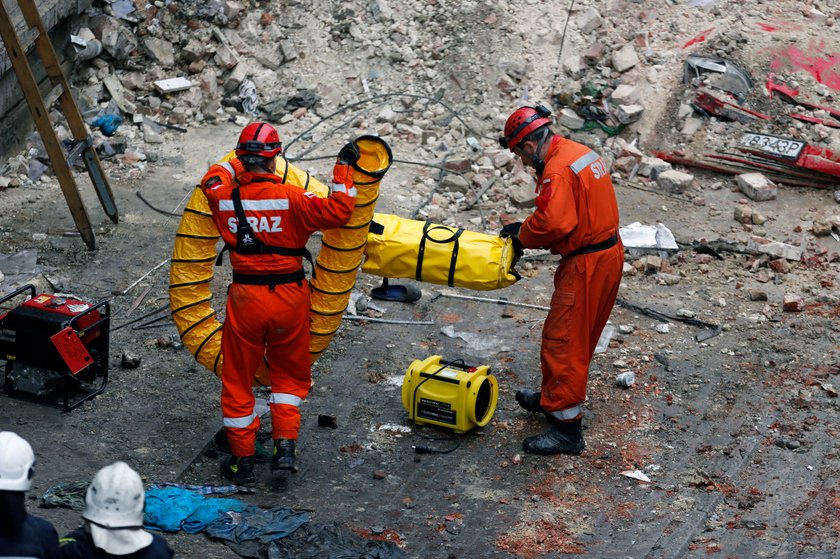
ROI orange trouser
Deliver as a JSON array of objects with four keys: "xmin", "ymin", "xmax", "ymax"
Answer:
[
  {"xmin": 221, "ymin": 281, "xmax": 311, "ymax": 457},
  {"xmin": 539, "ymin": 241, "xmax": 623, "ymax": 420}
]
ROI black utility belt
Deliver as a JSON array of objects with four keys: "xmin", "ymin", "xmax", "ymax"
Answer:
[
  {"xmin": 232, "ymin": 269, "xmax": 305, "ymax": 285},
  {"xmin": 562, "ymin": 234, "xmax": 619, "ymax": 259}
]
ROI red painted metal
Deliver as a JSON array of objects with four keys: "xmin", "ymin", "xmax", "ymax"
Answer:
[
  {"xmin": 788, "ymin": 113, "xmax": 840, "ymax": 128},
  {"xmin": 694, "ymin": 88, "xmax": 772, "ymax": 122}
]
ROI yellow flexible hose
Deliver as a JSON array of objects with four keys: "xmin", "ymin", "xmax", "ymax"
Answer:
[
  {"xmin": 169, "ymin": 153, "xmax": 328, "ymax": 384},
  {"xmin": 309, "ymin": 136, "xmax": 392, "ymax": 363}
]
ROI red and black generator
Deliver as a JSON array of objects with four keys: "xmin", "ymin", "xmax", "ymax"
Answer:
[{"xmin": 0, "ymin": 285, "xmax": 110, "ymax": 410}]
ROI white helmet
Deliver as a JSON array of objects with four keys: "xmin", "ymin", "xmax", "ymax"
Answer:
[
  {"xmin": 0, "ymin": 431, "xmax": 35, "ymax": 492},
  {"xmin": 83, "ymin": 461, "xmax": 152, "ymax": 555}
]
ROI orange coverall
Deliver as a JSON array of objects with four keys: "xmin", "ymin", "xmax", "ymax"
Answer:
[
  {"xmin": 202, "ymin": 166, "xmax": 356, "ymax": 457},
  {"xmin": 518, "ymin": 135, "xmax": 623, "ymax": 421}
]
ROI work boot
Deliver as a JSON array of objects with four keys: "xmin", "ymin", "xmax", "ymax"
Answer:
[
  {"xmin": 515, "ymin": 389, "xmax": 547, "ymax": 414},
  {"xmin": 271, "ymin": 438, "xmax": 299, "ymax": 473},
  {"xmin": 522, "ymin": 419, "xmax": 585, "ymax": 456},
  {"xmin": 220, "ymin": 455, "xmax": 256, "ymax": 485}
]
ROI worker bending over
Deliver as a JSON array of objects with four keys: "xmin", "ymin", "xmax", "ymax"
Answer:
[{"xmin": 498, "ymin": 105, "xmax": 623, "ymax": 455}]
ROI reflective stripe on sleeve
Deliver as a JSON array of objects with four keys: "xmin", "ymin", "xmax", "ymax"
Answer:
[
  {"xmin": 570, "ymin": 151, "xmax": 600, "ymax": 175},
  {"xmin": 223, "ymin": 412, "xmax": 257, "ymax": 428},
  {"xmin": 547, "ymin": 405, "xmax": 582, "ymax": 421},
  {"xmin": 220, "ymin": 161, "xmax": 235, "ymax": 176},
  {"xmin": 219, "ymin": 199, "xmax": 290, "ymax": 211},
  {"xmin": 270, "ymin": 393, "xmax": 303, "ymax": 407},
  {"xmin": 331, "ymin": 183, "xmax": 358, "ymax": 197}
]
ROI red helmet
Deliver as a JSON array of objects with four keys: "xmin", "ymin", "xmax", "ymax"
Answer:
[
  {"xmin": 235, "ymin": 122, "xmax": 282, "ymax": 158},
  {"xmin": 499, "ymin": 105, "xmax": 552, "ymax": 151}
]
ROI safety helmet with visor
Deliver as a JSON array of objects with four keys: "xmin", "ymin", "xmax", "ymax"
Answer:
[
  {"xmin": 235, "ymin": 122, "xmax": 283, "ymax": 159},
  {"xmin": 498, "ymin": 105, "xmax": 552, "ymax": 152},
  {"xmin": 0, "ymin": 431, "xmax": 35, "ymax": 492}
]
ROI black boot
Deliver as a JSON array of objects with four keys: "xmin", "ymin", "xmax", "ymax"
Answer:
[
  {"xmin": 220, "ymin": 455, "xmax": 256, "ymax": 485},
  {"xmin": 515, "ymin": 389, "xmax": 547, "ymax": 414},
  {"xmin": 522, "ymin": 419, "xmax": 585, "ymax": 455},
  {"xmin": 271, "ymin": 438, "xmax": 298, "ymax": 473}
]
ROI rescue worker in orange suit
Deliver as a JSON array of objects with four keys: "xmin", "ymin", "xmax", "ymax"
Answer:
[
  {"xmin": 202, "ymin": 122, "xmax": 358, "ymax": 484},
  {"xmin": 498, "ymin": 105, "xmax": 623, "ymax": 455}
]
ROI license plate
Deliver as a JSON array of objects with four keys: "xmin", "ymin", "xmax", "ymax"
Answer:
[{"xmin": 739, "ymin": 133, "xmax": 805, "ymax": 160}]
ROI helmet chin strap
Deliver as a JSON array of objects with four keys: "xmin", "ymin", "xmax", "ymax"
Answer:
[{"xmin": 531, "ymin": 128, "xmax": 550, "ymax": 175}]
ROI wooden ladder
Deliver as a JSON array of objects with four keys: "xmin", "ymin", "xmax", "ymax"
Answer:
[{"xmin": 0, "ymin": 0, "xmax": 118, "ymax": 250}]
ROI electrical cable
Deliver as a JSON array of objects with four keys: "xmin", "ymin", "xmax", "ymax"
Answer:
[
  {"xmin": 283, "ymin": 92, "xmax": 490, "ymax": 155},
  {"xmin": 550, "ymin": 0, "xmax": 577, "ymax": 101},
  {"xmin": 410, "ymin": 358, "xmax": 465, "ymax": 455}
]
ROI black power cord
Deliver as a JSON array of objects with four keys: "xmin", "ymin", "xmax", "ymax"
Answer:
[{"xmin": 410, "ymin": 358, "xmax": 465, "ymax": 455}]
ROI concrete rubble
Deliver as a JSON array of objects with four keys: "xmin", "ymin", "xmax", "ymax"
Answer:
[{"xmin": 0, "ymin": 1, "xmax": 838, "ymax": 557}]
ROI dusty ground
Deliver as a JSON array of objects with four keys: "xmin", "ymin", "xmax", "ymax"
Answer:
[{"xmin": 1, "ymin": 0, "xmax": 840, "ymax": 558}]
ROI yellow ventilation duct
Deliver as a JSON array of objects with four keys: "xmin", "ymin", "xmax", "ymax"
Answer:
[{"xmin": 309, "ymin": 136, "xmax": 392, "ymax": 363}]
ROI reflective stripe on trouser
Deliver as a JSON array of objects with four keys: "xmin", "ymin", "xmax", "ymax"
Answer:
[
  {"xmin": 221, "ymin": 282, "xmax": 312, "ymax": 456},
  {"xmin": 539, "ymin": 241, "xmax": 623, "ymax": 418},
  {"xmin": 270, "ymin": 392, "xmax": 303, "ymax": 440}
]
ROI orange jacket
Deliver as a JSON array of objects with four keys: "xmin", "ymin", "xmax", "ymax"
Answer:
[
  {"xmin": 202, "ymin": 169, "xmax": 355, "ymax": 275},
  {"xmin": 202, "ymin": 156, "xmax": 247, "ymax": 190},
  {"xmin": 519, "ymin": 136, "xmax": 620, "ymax": 256}
]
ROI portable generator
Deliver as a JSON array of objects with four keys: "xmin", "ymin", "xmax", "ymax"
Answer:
[
  {"xmin": 402, "ymin": 355, "xmax": 498, "ymax": 434},
  {"xmin": 0, "ymin": 285, "xmax": 110, "ymax": 410}
]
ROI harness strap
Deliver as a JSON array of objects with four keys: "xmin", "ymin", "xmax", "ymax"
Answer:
[
  {"xmin": 218, "ymin": 186, "xmax": 315, "ymax": 277},
  {"xmin": 561, "ymin": 233, "xmax": 619, "ymax": 259},
  {"xmin": 232, "ymin": 269, "xmax": 305, "ymax": 286}
]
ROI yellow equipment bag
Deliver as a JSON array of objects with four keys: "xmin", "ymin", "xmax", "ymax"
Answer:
[{"xmin": 361, "ymin": 213, "xmax": 520, "ymax": 291}]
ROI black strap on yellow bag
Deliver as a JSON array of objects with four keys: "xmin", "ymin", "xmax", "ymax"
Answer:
[{"xmin": 416, "ymin": 222, "xmax": 464, "ymax": 287}]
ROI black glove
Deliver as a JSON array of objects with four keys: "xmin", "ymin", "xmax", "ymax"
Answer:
[
  {"xmin": 500, "ymin": 221, "xmax": 522, "ymax": 238},
  {"xmin": 337, "ymin": 141, "xmax": 360, "ymax": 166}
]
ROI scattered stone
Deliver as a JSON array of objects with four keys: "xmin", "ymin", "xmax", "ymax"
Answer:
[
  {"xmin": 812, "ymin": 217, "xmax": 833, "ymax": 236},
  {"xmin": 583, "ymin": 41, "xmax": 605, "ymax": 63},
  {"xmin": 144, "ymin": 37, "xmax": 175, "ymax": 66},
  {"xmin": 612, "ymin": 43, "xmax": 640, "ymax": 72},
  {"xmin": 558, "ymin": 108, "xmax": 586, "ymax": 129},
  {"xmin": 443, "ymin": 158, "xmax": 472, "ymax": 174},
  {"xmin": 638, "ymin": 157, "xmax": 671, "ymax": 179},
  {"xmin": 681, "ymin": 116, "xmax": 705, "ymax": 136},
  {"xmin": 440, "ymin": 174, "xmax": 470, "ymax": 193},
  {"xmin": 610, "ymin": 84, "xmax": 640, "ymax": 105},
  {"xmin": 563, "ymin": 55, "xmax": 586, "ymax": 80},
  {"xmin": 576, "ymin": 7, "xmax": 603, "ymax": 34},
  {"xmin": 783, "ymin": 294, "xmax": 805, "ymax": 312},
  {"xmin": 618, "ymin": 325, "xmax": 635, "ymax": 335},
  {"xmin": 508, "ymin": 183, "xmax": 537, "ymax": 208},
  {"xmin": 657, "ymin": 272, "xmax": 681, "ymax": 285},
  {"xmin": 736, "ymin": 173, "xmax": 777, "ymax": 201},
  {"xmin": 657, "ymin": 170, "xmax": 694, "ymax": 194},
  {"xmin": 633, "ymin": 254, "xmax": 661, "ymax": 274},
  {"xmin": 616, "ymin": 104, "xmax": 645, "ymax": 124},
  {"xmin": 654, "ymin": 323, "xmax": 670, "ymax": 334},
  {"xmin": 615, "ymin": 371, "xmax": 636, "ymax": 388},
  {"xmin": 747, "ymin": 236, "xmax": 803, "ymax": 261},
  {"xmin": 768, "ymin": 258, "xmax": 791, "ymax": 274},
  {"xmin": 748, "ymin": 289, "xmax": 768, "ymax": 301},
  {"xmin": 734, "ymin": 204, "xmax": 753, "ymax": 225},
  {"xmin": 121, "ymin": 351, "xmax": 142, "ymax": 369},
  {"xmin": 373, "ymin": 470, "xmax": 386, "ymax": 480}
]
